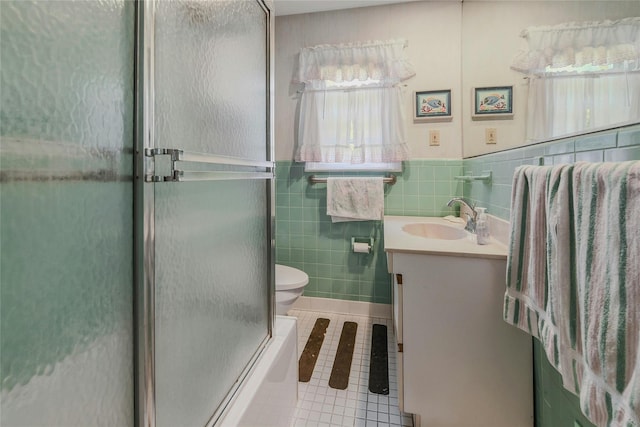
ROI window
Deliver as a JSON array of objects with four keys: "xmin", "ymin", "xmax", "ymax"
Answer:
[
  {"xmin": 511, "ymin": 17, "xmax": 640, "ymax": 142},
  {"xmin": 295, "ymin": 39, "xmax": 415, "ymax": 170}
]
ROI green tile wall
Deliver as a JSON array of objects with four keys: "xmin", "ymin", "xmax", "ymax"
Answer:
[
  {"xmin": 533, "ymin": 342, "xmax": 596, "ymax": 427},
  {"xmin": 461, "ymin": 123, "xmax": 640, "ymax": 427},
  {"xmin": 463, "ymin": 124, "xmax": 640, "ymax": 220},
  {"xmin": 275, "ymin": 160, "xmax": 463, "ymax": 304}
]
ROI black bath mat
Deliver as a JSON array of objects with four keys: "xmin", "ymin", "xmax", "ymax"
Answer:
[
  {"xmin": 299, "ymin": 318, "xmax": 330, "ymax": 382},
  {"xmin": 328, "ymin": 321, "xmax": 358, "ymax": 390},
  {"xmin": 369, "ymin": 324, "xmax": 389, "ymax": 395}
]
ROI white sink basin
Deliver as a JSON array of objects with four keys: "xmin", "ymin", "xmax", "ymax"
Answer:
[
  {"xmin": 384, "ymin": 216, "xmax": 508, "ymax": 260},
  {"xmin": 401, "ymin": 222, "xmax": 467, "ymax": 240}
]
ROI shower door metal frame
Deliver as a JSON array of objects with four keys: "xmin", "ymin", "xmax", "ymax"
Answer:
[
  {"xmin": 133, "ymin": 1, "xmax": 156, "ymax": 426},
  {"xmin": 133, "ymin": 1, "xmax": 275, "ymax": 426}
]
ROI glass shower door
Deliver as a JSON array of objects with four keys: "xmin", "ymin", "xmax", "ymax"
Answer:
[
  {"xmin": 0, "ymin": 1, "xmax": 135, "ymax": 426},
  {"xmin": 139, "ymin": 1, "xmax": 274, "ymax": 426}
]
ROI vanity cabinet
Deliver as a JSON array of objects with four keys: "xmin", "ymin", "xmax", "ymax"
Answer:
[{"xmin": 388, "ymin": 251, "xmax": 533, "ymax": 427}]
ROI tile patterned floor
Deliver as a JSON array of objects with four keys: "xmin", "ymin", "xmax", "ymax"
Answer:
[{"xmin": 289, "ymin": 309, "xmax": 414, "ymax": 427}]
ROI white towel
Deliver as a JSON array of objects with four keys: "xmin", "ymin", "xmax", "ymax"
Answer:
[
  {"xmin": 504, "ymin": 161, "xmax": 640, "ymax": 427},
  {"xmin": 326, "ymin": 177, "xmax": 384, "ymax": 222}
]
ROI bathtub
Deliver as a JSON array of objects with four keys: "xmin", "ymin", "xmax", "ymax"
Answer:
[{"xmin": 217, "ymin": 315, "xmax": 298, "ymax": 427}]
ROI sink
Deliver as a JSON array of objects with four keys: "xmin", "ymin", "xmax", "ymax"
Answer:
[
  {"xmin": 385, "ymin": 215, "xmax": 508, "ymax": 262},
  {"xmin": 401, "ymin": 222, "xmax": 467, "ymax": 240}
]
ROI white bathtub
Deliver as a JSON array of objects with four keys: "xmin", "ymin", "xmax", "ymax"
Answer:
[{"xmin": 217, "ymin": 316, "xmax": 298, "ymax": 427}]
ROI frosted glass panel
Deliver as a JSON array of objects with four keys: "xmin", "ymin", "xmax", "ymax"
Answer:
[
  {"xmin": 152, "ymin": 2, "xmax": 271, "ymax": 424},
  {"xmin": 0, "ymin": 1, "xmax": 134, "ymax": 426},
  {"xmin": 154, "ymin": 0, "xmax": 268, "ymax": 161},
  {"xmin": 154, "ymin": 180, "xmax": 270, "ymax": 427},
  {"xmin": 0, "ymin": 1, "xmax": 134, "ymax": 153}
]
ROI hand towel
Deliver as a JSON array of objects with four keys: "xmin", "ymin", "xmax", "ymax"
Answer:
[
  {"xmin": 326, "ymin": 177, "xmax": 384, "ymax": 222},
  {"xmin": 504, "ymin": 161, "xmax": 640, "ymax": 427},
  {"xmin": 504, "ymin": 164, "xmax": 555, "ymax": 341}
]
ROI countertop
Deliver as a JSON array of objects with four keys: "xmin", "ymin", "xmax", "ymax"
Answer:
[{"xmin": 383, "ymin": 215, "xmax": 508, "ymax": 260}]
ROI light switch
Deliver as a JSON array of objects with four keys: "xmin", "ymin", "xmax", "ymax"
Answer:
[
  {"xmin": 429, "ymin": 130, "xmax": 440, "ymax": 146},
  {"xmin": 485, "ymin": 128, "xmax": 497, "ymax": 144}
]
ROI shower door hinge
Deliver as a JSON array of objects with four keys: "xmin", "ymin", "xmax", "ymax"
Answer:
[
  {"xmin": 144, "ymin": 148, "xmax": 183, "ymax": 182},
  {"xmin": 397, "ymin": 343, "xmax": 403, "ymax": 353},
  {"xmin": 396, "ymin": 274, "xmax": 403, "ymax": 285}
]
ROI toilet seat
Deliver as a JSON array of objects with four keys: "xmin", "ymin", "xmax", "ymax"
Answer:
[{"xmin": 275, "ymin": 264, "xmax": 309, "ymax": 290}]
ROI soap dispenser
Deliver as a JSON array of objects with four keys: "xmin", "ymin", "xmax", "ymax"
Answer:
[{"xmin": 475, "ymin": 207, "xmax": 490, "ymax": 245}]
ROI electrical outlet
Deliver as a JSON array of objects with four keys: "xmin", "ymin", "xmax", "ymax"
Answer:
[
  {"xmin": 485, "ymin": 128, "xmax": 497, "ymax": 144},
  {"xmin": 429, "ymin": 130, "xmax": 440, "ymax": 146}
]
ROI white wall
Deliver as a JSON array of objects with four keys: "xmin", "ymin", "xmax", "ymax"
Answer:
[{"xmin": 274, "ymin": 1, "xmax": 463, "ymax": 161}]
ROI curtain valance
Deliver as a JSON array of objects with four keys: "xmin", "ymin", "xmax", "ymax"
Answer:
[
  {"xmin": 511, "ymin": 17, "xmax": 640, "ymax": 74},
  {"xmin": 297, "ymin": 39, "xmax": 415, "ymax": 90}
]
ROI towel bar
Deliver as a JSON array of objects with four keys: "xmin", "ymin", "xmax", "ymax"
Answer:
[
  {"xmin": 453, "ymin": 171, "xmax": 492, "ymax": 183},
  {"xmin": 308, "ymin": 174, "xmax": 397, "ymax": 185}
]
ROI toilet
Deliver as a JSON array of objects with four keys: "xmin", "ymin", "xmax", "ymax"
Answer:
[{"xmin": 275, "ymin": 264, "xmax": 309, "ymax": 315}]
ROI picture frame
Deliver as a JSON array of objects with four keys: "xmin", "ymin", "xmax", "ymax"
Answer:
[
  {"xmin": 472, "ymin": 86, "xmax": 514, "ymax": 119},
  {"xmin": 414, "ymin": 90, "xmax": 452, "ymax": 122}
]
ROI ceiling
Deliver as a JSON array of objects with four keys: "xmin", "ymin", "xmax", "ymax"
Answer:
[
  {"xmin": 273, "ymin": 0, "xmax": 426, "ymax": 17},
  {"xmin": 272, "ymin": 0, "xmax": 613, "ymax": 16}
]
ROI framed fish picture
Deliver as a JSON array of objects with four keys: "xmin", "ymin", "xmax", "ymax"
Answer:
[
  {"xmin": 414, "ymin": 90, "xmax": 452, "ymax": 122},
  {"xmin": 472, "ymin": 86, "xmax": 514, "ymax": 119}
]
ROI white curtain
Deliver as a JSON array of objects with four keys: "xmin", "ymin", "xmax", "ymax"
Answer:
[
  {"xmin": 295, "ymin": 39, "xmax": 415, "ymax": 164},
  {"xmin": 511, "ymin": 17, "xmax": 640, "ymax": 74},
  {"xmin": 511, "ymin": 17, "xmax": 640, "ymax": 141},
  {"xmin": 526, "ymin": 73, "xmax": 640, "ymax": 141}
]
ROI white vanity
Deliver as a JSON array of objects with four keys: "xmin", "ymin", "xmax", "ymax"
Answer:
[{"xmin": 384, "ymin": 215, "xmax": 533, "ymax": 427}]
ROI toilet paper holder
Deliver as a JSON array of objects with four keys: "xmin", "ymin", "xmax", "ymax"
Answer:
[{"xmin": 351, "ymin": 237, "xmax": 374, "ymax": 254}]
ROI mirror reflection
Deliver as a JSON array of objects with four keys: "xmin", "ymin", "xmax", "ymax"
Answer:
[{"xmin": 461, "ymin": 1, "xmax": 640, "ymax": 158}]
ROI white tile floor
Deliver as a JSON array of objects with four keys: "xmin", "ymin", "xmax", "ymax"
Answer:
[{"xmin": 289, "ymin": 309, "xmax": 414, "ymax": 427}]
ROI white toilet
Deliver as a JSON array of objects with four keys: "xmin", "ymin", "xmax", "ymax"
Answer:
[{"xmin": 275, "ymin": 264, "xmax": 309, "ymax": 315}]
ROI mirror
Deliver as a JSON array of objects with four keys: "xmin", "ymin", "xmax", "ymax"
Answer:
[{"xmin": 461, "ymin": 1, "xmax": 640, "ymax": 158}]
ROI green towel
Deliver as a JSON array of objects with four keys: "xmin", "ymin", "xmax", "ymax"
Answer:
[{"xmin": 504, "ymin": 161, "xmax": 640, "ymax": 427}]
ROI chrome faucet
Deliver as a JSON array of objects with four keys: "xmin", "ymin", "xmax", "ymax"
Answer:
[{"xmin": 447, "ymin": 197, "xmax": 477, "ymax": 233}]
